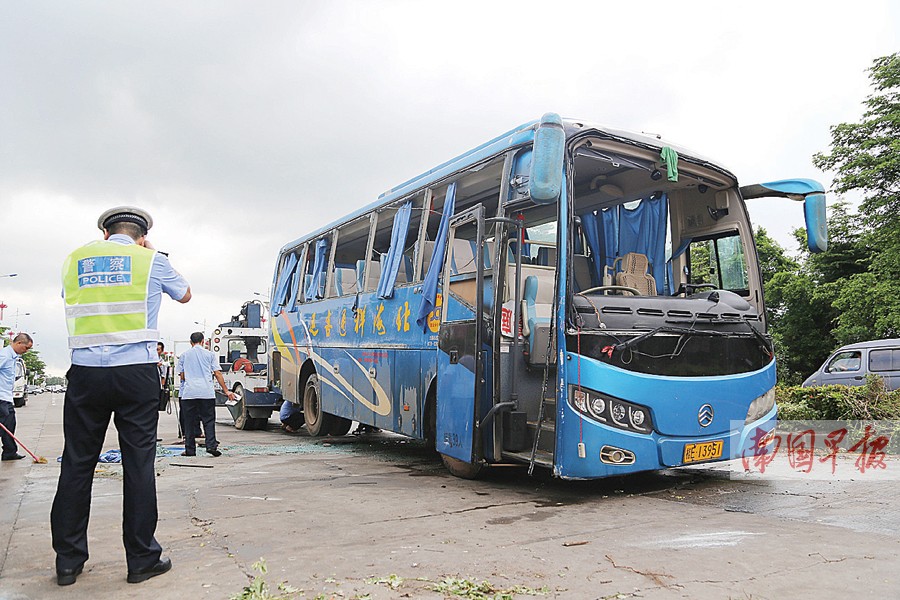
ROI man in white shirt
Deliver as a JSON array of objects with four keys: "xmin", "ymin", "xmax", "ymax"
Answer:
[
  {"xmin": 0, "ymin": 333, "xmax": 33, "ymax": 461},
  {"xmin": 177, "ymin": 332, "xmax": 234, "ymax": 456}
]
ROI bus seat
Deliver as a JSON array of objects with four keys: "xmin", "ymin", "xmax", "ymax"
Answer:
[
  {"xmin": 507, "ymin": 263, "xmax": 555, "ymax": 304},
  {"xmin": 332, "ymin": 267, "xmax": 358, "ymax": 296},
  {"xmin": 572, "ymin": 255, "xmax": 593, "ymax": 291},
  {"xmin": 229, "ymin": 350, "xmax": 241, "ymax": 363},
  {"xmin": 450, "ymin": 239, "xmax": 478, "ymax": 275},
  {"xmin": 614, "ymin": 252, "xmax": 656, "ymax": 296},
  {"xmin": 420, "ymin": 241, "xmax": 436, "ymax": 274},
  {"xmin": 522, "ymin": 275, "xmax": 556, "ymax": 366},
  {"xmin": 536, "ymin": 246, "xmax": 557, "ymax": 266},
  {"xmin": 355, "ymin": 260, "xmax": 367, "ymax": 292},
  {"xmin": 372, "ymin": 254, "xmax": 412, "ymax": 287},
  {"xmin": 360, "ymin": 260, "xmax": 381, "ymax": 291}
]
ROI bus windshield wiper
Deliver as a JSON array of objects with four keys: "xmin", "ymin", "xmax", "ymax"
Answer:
[
  {"xmin": 743, "ymin": 320, "xmax": 774, "ymax": 357},
  {"xmin": 613, "ymin": 326, "xmax": 726, "ymax": 354}
]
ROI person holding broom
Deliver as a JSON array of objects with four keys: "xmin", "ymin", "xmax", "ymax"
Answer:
[
  {"xmin": 51, "ymin": 207, "xmax": 191, "ymax": 586},
  {"xmin": 0, "ymin": 333, "xmax": 33, "ymax": 461}
]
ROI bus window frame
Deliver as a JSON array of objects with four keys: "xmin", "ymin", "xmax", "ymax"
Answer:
[
  {"xmin": 272, "ymin": 244, "xmax": 304, "ymax": 315},
  {"xmin": 686, "ymin": 229, "xmax": 751, "ymax": 296},
  {"xmin": 327, "ymin": 215, "xmax": 372, "ymax": 298},
  {"xmin": 304, "ymin": 233, "xmax": 333, "ymax": 302},
  {"xmin": 413, "ymin": 188, "xmax": 434, "ymax": 282}
]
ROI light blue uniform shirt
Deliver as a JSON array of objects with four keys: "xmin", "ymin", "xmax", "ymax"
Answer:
[
  {"xmin": 69, "ymin": 234, "xmax": 190, "ymax": 367},
  {"xmin": 0, "ymin": 345, "xmax": 17, "ymax": 403},
  {"xmin": 177, "ymin": 345, "xmax": 221, "ymax": 400}
]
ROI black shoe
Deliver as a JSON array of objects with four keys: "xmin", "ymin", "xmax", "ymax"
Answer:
[
  {"xmin": 1, "ymin": 454, "xmax": 25, "ymax": 461},
  {"xmin": 127, "ymin": 557, "xmax": 172, "ymax": 584},
  {"xmin": 206, "ymin": 448, "xmax": 222, "ymax": 457},
  {"xmin": 180, "ymin": 451, "xmax": 196, "ymax": 457},
  {"xmin": 57, "ymin": 564, "xmax": 84, "ymax": 586}
]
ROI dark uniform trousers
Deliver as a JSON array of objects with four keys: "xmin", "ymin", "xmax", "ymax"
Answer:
[
  {"xmin": 0, "ymin": 400, "xmax": 18, "ymax": 458},
  {"xmin": 51, "ymin": 363, "xmax": 162, "ymax": 573},
  {"xmin": 180, "ymin": 398, "xmax": 217, "ymax": 453}
]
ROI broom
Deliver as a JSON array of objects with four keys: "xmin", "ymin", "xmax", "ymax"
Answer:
[{"xmin": 0, "ymin": 422, "xmax": 48, "ymax": 464}]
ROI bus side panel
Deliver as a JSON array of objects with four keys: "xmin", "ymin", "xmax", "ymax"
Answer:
[
  {"xmin": 272, "ymin": 310, "xmax": 304, "ymax": 403},
  {"xmin": 318, "ymin": 344, "xmax": 356, "ymax": 422},
  {"xmin": 393, "ymin": 349, "xmax": 422, "ymax": 437}
]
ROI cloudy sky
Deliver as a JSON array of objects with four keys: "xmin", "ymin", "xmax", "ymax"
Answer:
[{"xmin": 1, "ymin": 1, "xmax": 897, "ymax": 376}]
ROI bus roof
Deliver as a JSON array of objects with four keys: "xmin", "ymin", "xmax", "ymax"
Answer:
[{"xmin": 279, "ymin": 116, "xmax": 734, "ymax": 253}]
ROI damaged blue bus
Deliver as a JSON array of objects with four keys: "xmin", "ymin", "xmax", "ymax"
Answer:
[{"xmin": 268, "ymin": 113, "xmax": 828, "ymax": 479}]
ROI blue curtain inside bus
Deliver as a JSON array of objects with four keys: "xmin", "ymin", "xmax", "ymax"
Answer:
[
  {"xmin": 666, "ymin": 237, "xmax": 692, "ymax": 294},
  {"xmin": 286, "ymin": 249, "xmax": 304, "ymax": 312},
  {"xmin": 580, "ymin": 194, "xmax": 668, "ymax": 294},
  {"xmin": 416, "ymin": 182, "xmax": 457, "ymax": 330},
  {"xmin": 305, "ymin": 238, "xmax": 329, "ymax": 301},
  {"xmin": 271, "ymin": 252, "xmax": 299, "ymax": 317},
  {"xmin": 376, "ymin": 201, "xmax": 412, "ymax": 299}
]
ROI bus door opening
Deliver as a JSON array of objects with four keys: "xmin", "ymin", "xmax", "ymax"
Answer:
[{"xmin": 436, "ymin": 205, "xmax": 487, "ymax": 466}]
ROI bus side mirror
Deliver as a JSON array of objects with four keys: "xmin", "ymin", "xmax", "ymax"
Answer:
[
  {"xmin": 529, "ymin": 112, "xmax": 565, "ymax": 204},
  {"xmin": 804, "ymin": 193, "xmax": 828, "ymax": 253}
]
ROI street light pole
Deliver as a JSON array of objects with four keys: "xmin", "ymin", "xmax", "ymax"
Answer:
[{"xmin": 14, "ymin": 310, "xmax": 31, "ymax": 331}]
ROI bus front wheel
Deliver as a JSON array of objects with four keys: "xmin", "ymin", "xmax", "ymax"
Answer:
[
  {"xmin": 440, "ymin": 453, "xmax": 484, "ymax": 479},
  {"xmin": 303, "ymin": 374, "xmax": 334, "ymax": 437}
]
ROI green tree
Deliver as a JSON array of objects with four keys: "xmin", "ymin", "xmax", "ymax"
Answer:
[
  {"xmin": 755, "ymin": 226, "xmax": 798, "ymax": 288},
  {"xmin": 22, "ymin": 351, "xmax": 46, "ymax": 384},
  {"xmin": 813, "ymin": 52, "xmax": 900, "ymax": 341}
]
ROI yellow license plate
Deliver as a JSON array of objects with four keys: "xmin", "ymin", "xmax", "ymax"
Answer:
[{"xmin": 683, "ymin": 440, "xmax": 724, "ymax": 464}]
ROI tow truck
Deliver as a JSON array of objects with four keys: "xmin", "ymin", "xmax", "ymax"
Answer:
[{"xmin": 211, "ymin": 301, "xmax": 282, "ymax": 429}]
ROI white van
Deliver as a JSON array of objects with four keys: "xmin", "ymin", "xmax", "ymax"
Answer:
[{"xmin": 802, "ymin": 339, "xmax": 900, "ymax": 391}]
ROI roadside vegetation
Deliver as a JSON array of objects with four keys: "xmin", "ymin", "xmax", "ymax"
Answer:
[{"xmin": 776, "ymin": 377, "xmax": 900, "ymax": 421}]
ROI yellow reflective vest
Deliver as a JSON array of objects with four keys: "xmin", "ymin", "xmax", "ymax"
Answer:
[{"xmin": 62, "ymin": 240, "xmax": 158, "ymax": 349}]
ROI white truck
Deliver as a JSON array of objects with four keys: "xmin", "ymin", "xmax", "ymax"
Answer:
[{"xmin": 211, "ymin": 301, "xmax": 282, "ymax": 429}]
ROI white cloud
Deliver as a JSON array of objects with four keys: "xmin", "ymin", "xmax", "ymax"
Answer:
[{"xmin": 1, "ymin": 0, "xmax": 897, "ymax": 374}]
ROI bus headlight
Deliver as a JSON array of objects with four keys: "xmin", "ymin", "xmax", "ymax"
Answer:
[
  {"xmin": 631, "ymin": 409, "xmax": 646, "ymax": 427},
  {"xmin": 745, "ymin": 389, "xmax": 776, "ymax": 424},
  {"xmin": 568, "ymin": 386, "xmax": 653, "ymax": 434}
]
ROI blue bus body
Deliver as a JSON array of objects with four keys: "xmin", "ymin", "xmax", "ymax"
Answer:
[{"xmin": 269, "ymin": 114, "xmax": 825, "ymax": 479}]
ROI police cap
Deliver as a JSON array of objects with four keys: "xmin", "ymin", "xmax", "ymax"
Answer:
[{"xmin": 97, "ymin": 206, "xmax": 153, "ymax": 234}]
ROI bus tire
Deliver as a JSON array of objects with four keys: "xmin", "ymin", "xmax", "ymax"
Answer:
[
  {"xmin": 440, "ymin": 453, "xmax": 484, "ymax": 479},
  {"xmin": 231, "ymin": 383, "xmax": 251, "ymax": 430},
  {"xmin": 328, "ymin": 416, "xmax": 353, "ymax": 436},
  {"xmin": 302, "ymin": 374, "xmax": 333, "ymax": 437}
]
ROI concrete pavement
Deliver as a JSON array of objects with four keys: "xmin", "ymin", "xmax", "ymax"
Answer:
[{"xmin": 1, "ymin": 392, "xmax": 898, "ymax": 599}]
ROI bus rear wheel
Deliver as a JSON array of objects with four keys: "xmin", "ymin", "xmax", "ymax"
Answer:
[
  {"xmin": 440, "ymin": 453, "xmax": 484, "ymax": 479},
  {"xmin": 303, "ymin": 374, "xmax": 334, "ymax": 437}
]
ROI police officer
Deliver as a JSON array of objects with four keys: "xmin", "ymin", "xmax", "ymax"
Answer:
[{"xmin": 51, "ymin": 207, "xmax": 191, "ymax": 586}]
